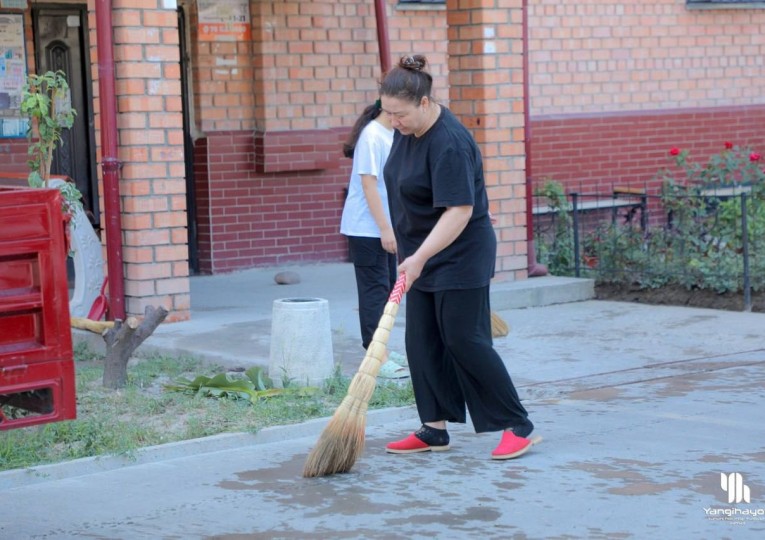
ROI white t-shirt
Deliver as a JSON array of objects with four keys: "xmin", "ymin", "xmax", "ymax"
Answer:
[{"xmin": 340, "ymin": 119, "xmax": 394, "ymax": 238}]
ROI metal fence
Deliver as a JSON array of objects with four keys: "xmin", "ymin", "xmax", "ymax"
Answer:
[{"xmin": 533, "ymin": 187, "xmax": 764, "ymax": 311}]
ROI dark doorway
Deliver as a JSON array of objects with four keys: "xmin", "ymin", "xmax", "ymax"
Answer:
[
  {"xmin": 32, "ymin": 5, "xmax": 99, "ymax": 227},
  {"xmin": 178, "ymin": 7, "xmax": 199, "ymax": 274}
]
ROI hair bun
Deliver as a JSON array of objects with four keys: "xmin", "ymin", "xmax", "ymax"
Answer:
[{"xmin": 400, "ymin": 55, "xmax": 427, "ymax": 71}]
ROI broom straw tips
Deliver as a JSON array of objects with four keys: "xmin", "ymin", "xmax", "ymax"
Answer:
[
  {"xmin": 303, "ymin": 398, "xmax": 367, "ymax": 477},
  {"xmin": 302, "ymin": 274, "xmax": 406, "ymax": 478},
  {"xmin": 491, "ymin": 311, "xmax": 509, "ymax": 337}
]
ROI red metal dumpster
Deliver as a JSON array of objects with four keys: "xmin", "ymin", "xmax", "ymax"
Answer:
[{"xmin": 0, "ymin": 185, "xmax": 76, "ymax": 430}]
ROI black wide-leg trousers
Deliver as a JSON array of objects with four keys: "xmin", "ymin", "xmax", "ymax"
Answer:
[
  {"xmin": 347, "ymin": 236, "xmax": 397, "ymax": 349},
  {"xmin": 405, "ymin": 285, "xmax": 529, "ymax": 433}
]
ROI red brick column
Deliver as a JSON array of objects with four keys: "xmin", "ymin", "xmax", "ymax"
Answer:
[
  {"xmin": 101, "ymin": 1, "xmax": 190, "ymax": 321},
  {"xmin": 446, "ymin": 0, "xmax": 527, "ymax": 281}
]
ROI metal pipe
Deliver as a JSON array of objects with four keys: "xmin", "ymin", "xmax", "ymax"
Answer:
[
  {"xmin": 522, "ymin": 0, "xmax": 547, "ymax": 277},
  {"xmin": 374, "ymin": 0, "xmax": 391, "ymax": 75},
  {"xmin": 572, "ymin": 193, "xmax": 581, "ymax": 277},
  {"xmin": 741, "ymin": 192, "xmax": 751, "ymax": 312},
  {"xmin": 95, "ymin": 0, "xmax": 126, "ymax": 320}
]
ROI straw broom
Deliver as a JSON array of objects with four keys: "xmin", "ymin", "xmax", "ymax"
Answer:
[
  {"xmin": 303, "ymin": 273, "xmax": 407, "ymax": 478},
  {"xmin": 490, "ymin": 311, "xmax": 510, "ymax": 337}
]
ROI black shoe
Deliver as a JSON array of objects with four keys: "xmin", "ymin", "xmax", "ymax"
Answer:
[
  {"xmin": 414, "ymin": 424, "xmax": 450, "ymax": 447},
  {"xmin": 510, "ymin": 419, "xmax": 534, "ymax": 438}
]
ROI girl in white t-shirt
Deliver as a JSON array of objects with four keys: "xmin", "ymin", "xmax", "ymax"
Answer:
[{"xmin": 340, "ymin": 100, "xmax": 408, "ymax": 378}]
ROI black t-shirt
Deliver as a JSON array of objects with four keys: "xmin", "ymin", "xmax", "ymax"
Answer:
[{"xmin": 384, "ymin": 106, "xmax": 496, "ymax": 292}]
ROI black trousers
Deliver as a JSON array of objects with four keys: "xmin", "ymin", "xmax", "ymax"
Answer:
[
  {"xmin": 405, "ymin": 285, "xmax": 530, "ymax": 433},
  {"xmin": 347, "ymin": 236, "xmax": 397, "ymax": 349}
]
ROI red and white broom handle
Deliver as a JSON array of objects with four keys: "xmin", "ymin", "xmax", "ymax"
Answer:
[{"xmin": 387, "ymin": 273, "xmax": 407, "ymax": 305}]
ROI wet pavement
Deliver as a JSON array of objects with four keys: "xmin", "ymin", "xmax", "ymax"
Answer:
[{"xmin": 1, "ymin": 263, "xmax": 764, "ymax": 539}]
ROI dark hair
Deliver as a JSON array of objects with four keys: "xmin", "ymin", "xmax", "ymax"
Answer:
[
  {"xmin": 379, "ymin": 55, "xmax": 433, "ymax": 105},
  {"xmin": 342, "ymin": 102, "xmax": 382, "ymax": 158}
]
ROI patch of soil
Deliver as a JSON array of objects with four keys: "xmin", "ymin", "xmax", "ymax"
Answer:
[{"xmin": 595, "ymin": 283, "xmax": 765, "ymax": 313}]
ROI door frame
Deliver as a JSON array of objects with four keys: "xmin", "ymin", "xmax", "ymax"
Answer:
[
  {"xmin": 178, "ymin": 5, "xmax": 199, "ymax": 274},
  {"xmin": 31, "ymin": 3, "xmax": 99, "ymax": 228}
]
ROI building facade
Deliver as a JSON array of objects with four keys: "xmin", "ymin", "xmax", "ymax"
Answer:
[{"xmin": 0, "ymin": 0, "xmax": 762, "ymax": 322}]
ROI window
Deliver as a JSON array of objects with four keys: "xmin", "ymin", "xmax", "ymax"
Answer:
[
  {"xmin": 687, "ymin": 0, "xmax": 765, "ymax": 6},
  {"xmin": 397, "ymin": 0, "xmax": 445, "ymax": 9}
]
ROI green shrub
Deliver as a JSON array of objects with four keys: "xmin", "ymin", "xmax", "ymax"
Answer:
[{"xmin": 534, "ymin": 143, "xmax": 765, "ymax": 295}]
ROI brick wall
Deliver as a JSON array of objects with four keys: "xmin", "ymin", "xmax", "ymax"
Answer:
[
  {"xmin": 189, "ymin": 0, "xmax": 451, "ymax": 273},
  {"xmin": 528, "ymin": 0, "xmax": 765, "ymax": 116},
  {"xmin": 195, "ymin": 130, "xmax": 350, "ymax": 273},
  {"xmin": 189, "ymin": 0, "xmax": 765, "ymax": 276},
  {"xmin": 0, "ymin": 140, "xmax": 30, "ymax": 175},
  {"xmin": 527, "ymin": 0, "xmax": 765, "ymax": 199},
  {"xmin": 446, "ymin": 0, "xmax": 527, "ymax": 280},
  {"xmin": 530, "ymin": 105, "xmax": 765, "ymax": 196},
  {"xmin": 189, "ymin": 0, "xmax": 447, "ymax": 133},
  {"xmin": 8, "ymin": 0, "xmax": 764, "ymax": 305},
  {"xmin": 93, "ymin": 0, "xmax": 190, "ymax": 321},
  {"xmin": 389, "ymin": 5, "xmax": 449, "ymax": 99}
]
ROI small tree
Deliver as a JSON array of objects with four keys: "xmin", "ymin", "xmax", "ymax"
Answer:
[{"xmin": 20, "ymin": 70, "xmax": 82, "ymax": 214}]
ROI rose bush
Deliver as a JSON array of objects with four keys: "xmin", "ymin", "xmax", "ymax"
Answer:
[
  {"xmin": 578, "ymin": 142, "xmax": 765, "ymax": 297},
  {"xmin": 534, "ymin": 142, "xmax": 765, "ymax": 301}
]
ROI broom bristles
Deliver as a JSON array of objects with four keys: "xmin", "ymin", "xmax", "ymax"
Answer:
[
  {"xmin": 491, "ymin": 311, "xmax": 509, "ymax": 337},
  {"xmin": 302, "ymin": 286, "xmax": 404, "ymax": 478},
  {"xmin": 303, "ymin": 397, "xmax": 367, "ymax": 477},
  {"xmin": 302, "ymin": 343, "xmax": 389, "ymax": 477}
]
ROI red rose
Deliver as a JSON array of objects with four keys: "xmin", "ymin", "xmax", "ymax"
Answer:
[
  {"xmin": 725, "ymin": 141, "xmax": 733, "ymax": 149},
  {"xmin": 750, "ymin": 152, "xmax": 761, "ymax": 162},
  {"xmin": 669, "ymin": 147, "xmax": 680, "ymax": 156}
]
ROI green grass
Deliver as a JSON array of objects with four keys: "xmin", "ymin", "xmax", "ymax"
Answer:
[{"xmin": 0, "ymin": 345, "xmax": 414, "ymax": 472}]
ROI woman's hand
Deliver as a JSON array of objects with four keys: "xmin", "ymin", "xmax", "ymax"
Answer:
[
  {"xmin": 398, "ymin": 254, "xmax": 426, "ymax": 292},
  {"xmin": 360, "ymin": 174, "xmax": 397, "ymax": 254},
  {"xmin": 380, "ymin": 227, "xmax": 397, "ymax": 254}
]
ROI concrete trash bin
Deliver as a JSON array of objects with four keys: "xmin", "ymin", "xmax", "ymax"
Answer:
[{"xmin": 269, "ymin": 297, "xmax": 334, "ymax": 387}]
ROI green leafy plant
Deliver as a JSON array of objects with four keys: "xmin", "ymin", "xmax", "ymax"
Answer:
[
  {"xmin": 534, "ymin": 179, "xmax": 575, "ymax": 275},
  {"xmin": 581, "ymin": 225, "xmax": 606, "ymax": 268},
  {"xmin": 662, "ymin": 143, "xmax": 765, "ymax": 189},
  {"xmin": 20, "ymin": 70, "xmax": 83, "ymax": 214},
  {"xmin": 590, "ymin": 143, "xmax": 765, "ymax": 295},
  {"xmin": 530, "ymin": 143, "xmax": 765, "ymax": 305},
  {"xmin": 163, "ymin": 366, "xmax": 289, "ymax": 403},
  {"xmin": 659, "ymin": 143, "xmax": 765, "ymax": 293},
  {"xmin": 587, "ymin": 223, "xmax": 659, "ymax": 287}
]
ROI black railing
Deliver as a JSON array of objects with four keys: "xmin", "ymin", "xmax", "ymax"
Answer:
[{"xmin": 533, "ymin": 189, "xmax": 762, "ymax": 311}]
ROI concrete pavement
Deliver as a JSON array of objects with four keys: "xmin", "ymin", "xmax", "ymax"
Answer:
[{"xmin": 1, "ymin": 263, "xmax": 764, "ymax": 539}]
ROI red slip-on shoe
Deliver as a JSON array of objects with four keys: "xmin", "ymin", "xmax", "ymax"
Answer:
[
  {"xmin": 386, "ymin": 432, "xmax": 450, "ymax": 454},
  {"xmin": 491, "ymin": 431, "xmax": 542, "ymax": 460}
]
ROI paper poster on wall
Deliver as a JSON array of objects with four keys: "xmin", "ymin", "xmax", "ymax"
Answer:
[
  {"xmin": 198, "ymin": 0, "xmax": 251, "ymax": 42},
  {"xmin": 0, "ymin": 13, "xmax": 28, "ymax": 137}
]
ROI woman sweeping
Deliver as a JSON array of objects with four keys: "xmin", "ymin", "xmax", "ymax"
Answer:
[{"xmin": 380, "ymin": 55, "xmax": 539, "ymax": 459}]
